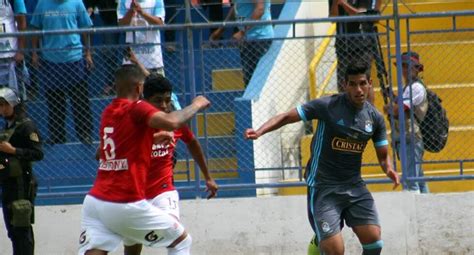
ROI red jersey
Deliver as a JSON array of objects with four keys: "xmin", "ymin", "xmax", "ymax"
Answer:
[
  {"xmin": 146, "ymin": 126, "xmax": 194, "ymax": 199},
  {"xmin": 89, "ymin": 98, "xmax": 159, "ymax": 202}
]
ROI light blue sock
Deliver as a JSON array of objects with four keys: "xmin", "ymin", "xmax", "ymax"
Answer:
[{"xmin": 362, "ymin": 240, "xmax": 383, "ymax": 255}]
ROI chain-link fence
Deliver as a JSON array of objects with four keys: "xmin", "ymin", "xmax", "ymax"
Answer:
[{"xmin": 1, "ymin": 4, "xmax": 473, "ymax": 202}]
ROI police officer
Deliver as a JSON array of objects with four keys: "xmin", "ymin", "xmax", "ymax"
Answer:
[{"xmin": 0, "ymin": 87, "xmax": 43, "ymax": 255}]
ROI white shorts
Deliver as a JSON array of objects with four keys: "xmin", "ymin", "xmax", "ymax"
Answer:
[
  {"xmin": 149, "ymin": 190, "xmax": 181, "ymax": 220},
  {"xmin": 78, "ymin": 195, "xmax": 185, "ymax": 255}
]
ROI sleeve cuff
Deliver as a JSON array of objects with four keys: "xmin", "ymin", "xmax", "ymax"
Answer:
[
  {"xmin": 14, "ymin": 1, "xmax": 27, "ymax": 14},
  {"xmin": 374, "ymin": 140, "xmax": 389, "ymax": 147},
  {"xmin": 296, "ymin": 105, "xmax": 307, "ymax": 122},
  {"xmin": 15, "ymin": 148, "xmax": 24, "ymax": 157}
]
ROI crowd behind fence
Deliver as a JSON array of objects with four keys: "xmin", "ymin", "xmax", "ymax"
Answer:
[{"xmin": 0, "ymin": 4, "xmax": 473, "ymax": 203}]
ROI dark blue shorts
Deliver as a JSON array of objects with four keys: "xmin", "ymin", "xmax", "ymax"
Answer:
[{"xmin": 307, "ymin": 183, "xmax": 380, "ymax": 242}]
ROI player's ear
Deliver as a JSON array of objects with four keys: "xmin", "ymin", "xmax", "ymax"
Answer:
[
  {"xmin": 342, "ymin": 81, "xmax": 348, "ymax": 92},
  {"xmin": 136, "ymin": 82, "xmax": 144, "ymax": 96}
]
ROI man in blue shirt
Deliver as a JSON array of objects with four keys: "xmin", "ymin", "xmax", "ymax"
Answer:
[
  {"xmin": 0, "ymin": 0, "xmax": 27, "ymax": 100},
  {"xmin": 30, "ymin": 0, "xmax": 94, "ymax": 145},
  {"xmin": 210, "ymin": 0, "xmax": 274, "ymax": 86},
  {"xmin": 245, "ymin": 62, "xmax": 399, "ymax": 255}
]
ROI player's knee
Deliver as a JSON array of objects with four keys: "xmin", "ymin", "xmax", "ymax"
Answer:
[
  {"xmin": 362, "ymin": 240, "xmax": 383, "ymax": 255},
  {"xmin": 124, "ymin": 243, "xmax": 142, "ymax": 255},
  {"xmin": 167, "ymin": 233, "xmax": 192, "ymax": 255}
]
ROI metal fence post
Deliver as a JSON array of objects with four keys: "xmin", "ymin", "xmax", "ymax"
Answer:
[
  {"xmin": 184, "ymin": 0, "xmax": 201, "ymax": 198},
  {"xmin": 393, "ymin": 0, "xmax": 408, "ymax": 187}
]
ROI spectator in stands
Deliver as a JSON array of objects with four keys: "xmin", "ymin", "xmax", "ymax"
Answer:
[
  {"xmin": 210, "ymin": 0, "xmax": 274, "ymax": 86},
  {"xmin": 384, "ymin": 51, "xmax": 429, "ymax": 194},
  {"xmin": 201, "ymin": 0, "xmax": 223, "ymax": 38},
  {"xmin": 163, "ymin": 0, "xmax": 181, "ymax": 50},
  {"xmin": 330, "ymin": 0, "xmax": 383, "ymax": 104},
  {"xmin": 83, "ymin": 0, "xmax": 122, "ymax": 96},
  {"xmin": 30, "ymin": 0, "xmax": 94, "ymax": 145},
  {"xmin": 245, "ymin": 62, "xmax": 399, "ymax": 255},
  {"xmin": 123, "ymin": 74, "xmax": 218, "ymax": 255},
  {"xmin": 118, "ymin": 0, "xmax": 166, "ymax": 76},
  {"xmin": 0, "ymin": 87, "xmax": 43, "ymax": 255},
  {"xmin": 0, "ymin": 0, "xmax": 28, "ymax": 100}
]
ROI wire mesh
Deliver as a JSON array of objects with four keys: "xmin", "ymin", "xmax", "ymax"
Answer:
[{"xmin": 0, "ymin": 6, "xmax": 473, "ymax": 199}]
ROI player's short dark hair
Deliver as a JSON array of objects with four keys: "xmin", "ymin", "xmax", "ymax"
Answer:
[
  {"xmin": 344, "ymin": 61, "xmax": 371, "ymax": 81},
  {"xmin": 143, "ymin": 73, "xmax": 173, "ymax": 99},
  {"xmin": 115, "ymin": 64, "xmax": 146, "ymax": 91}
]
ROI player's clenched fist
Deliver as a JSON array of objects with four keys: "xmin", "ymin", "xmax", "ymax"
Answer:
[
  {"xmin": 192, "ymin": 96, "xmax": 211, "ymax": 110},
  {"xmin": 385, "ymin": 169, "xmax": 400, "ymax": 190},
  {"xmin": 244, "ymin": 128, "xmax": 259, "ymax": 140}
]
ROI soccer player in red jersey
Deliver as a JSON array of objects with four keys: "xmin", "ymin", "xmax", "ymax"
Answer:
[
  {"xmin": 123, "ymin": 74, "xmax": 219, "ymax": 255},
  {"xmin": 79, "ymin": 65, "xmax": 210, "ymax": 255}
]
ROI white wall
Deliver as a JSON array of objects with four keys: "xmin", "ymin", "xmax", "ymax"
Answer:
[
  {"xmin": 251, "ymin": 0, "xmax": 332, "ymax": 195},
  {"xmin": 1, "ymin": 192, "xmax": 473, "ymax": 254}
]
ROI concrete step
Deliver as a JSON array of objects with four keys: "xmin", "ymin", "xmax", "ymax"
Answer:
[
  {"xmin": 374, "ymin": 42, "xmax": 474, "ymax": 87},
  {"xmin": 202, "ymin": 47, "xmax": 242, "ymax": 90},
  {"xmin": 379, "ymin": 0, "xmax": 474, "ymax": 44},
  {"xmin": 174, "ymin": 157, "xmax": 238, "ymax": 180},
  {"xmin": 196, "ymin": 112, "xmax": 235, "ymax": 137},
  {"xmin": 212, "ymin": 68, "xmax": 245, "ymax": 91},
  {"xmin": 374, "ymin": 0, "xmax": 474, "ymax": 88}
]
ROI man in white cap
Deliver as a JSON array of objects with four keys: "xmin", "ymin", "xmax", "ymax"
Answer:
[
  {"xmin": 384, "ymin": 51, "xmax": 429, "ymax": 193},
  {"xmin": 0, "ymin": 87, "xmax": 43, "ymax": 255}
]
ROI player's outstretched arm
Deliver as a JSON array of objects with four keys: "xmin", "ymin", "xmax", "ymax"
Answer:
[
  {"xmin": 186, "ymin": 138, "xmax": 218, "ymax": 199},
  {"xmin": 375, "ymin": 145, "xmax": 400, "ymax": 190},
  {"xmin": 244, "ymin": 109, "xmax": 301, "ymax": 140},
  {"xmin": 149, "ymin": 96, "xmax": 210, "ymax": 131}
]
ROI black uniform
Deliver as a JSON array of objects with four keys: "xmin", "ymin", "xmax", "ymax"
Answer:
[
  {"xmin": 1, "ymin": 116, "xmax": 43, "ymax": 255},
  {"xmin": 83, "ymin": 0, "xmax": 118, "ymax": 26},
  {"xmin": 297, "ymin": 94, "xmax": 388, "ymax": 242},
  {"xmin": 330, "ymin": 0, "xmax": 386, "ymax": 92}
]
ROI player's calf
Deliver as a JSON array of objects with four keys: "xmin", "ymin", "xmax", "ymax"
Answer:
[{"xmin": 167, "ymin": 232, "xmax": 192, "ymax": 255}]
